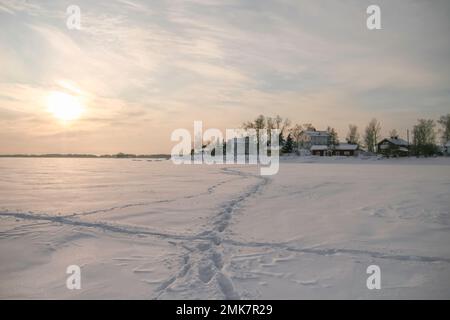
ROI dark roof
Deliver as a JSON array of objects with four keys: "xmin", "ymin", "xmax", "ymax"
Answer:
[
  {"xmin": 303, "ymin": 130, "xmax": 330, "ymax": 137},
  {"xmin": 379, "ymin": 138, "xmax": 409, "ymax": 146}
]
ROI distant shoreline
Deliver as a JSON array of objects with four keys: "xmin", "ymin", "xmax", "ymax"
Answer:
[{"xmin": 0, "ymin": 153, "xmax": 171, "ymax": 159}]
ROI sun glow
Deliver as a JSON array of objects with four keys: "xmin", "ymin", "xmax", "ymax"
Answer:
[{"xmin": 47, "ymin": 91, "xmax": 84, "ymax": 121}]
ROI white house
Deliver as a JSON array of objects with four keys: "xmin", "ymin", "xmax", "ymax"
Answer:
[{"xmin": 299, "ymin": 130, "xmax": 330, "ymax": 149}]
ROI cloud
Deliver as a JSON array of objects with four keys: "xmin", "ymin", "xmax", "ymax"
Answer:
[
  {"xmin": 1, "ymin": 0, "xmax": 450, "ymax": 153},
  {"xmin": 0, "ymin": 0, "xmax": 42, "ymax": 15}
]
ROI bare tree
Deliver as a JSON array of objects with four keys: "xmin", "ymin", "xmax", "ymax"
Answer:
[
  {"xmin": 389, "ymin": 129, "xmax": 399, "ymax": 139},
  {"xmin": 346, "ymin": 124, "xmax": 360, "ymax": 145},
  {"xmin": 327, "ymin": 126, "xmax": 339, "ymax": 146},
  {"xmin": 437, "ymin": 114, "xmax": 450, "ymax": 144},
  {"xmin": 242, "ymin": 115, "xmax": 266, "ymax": 157},
  {"xmin": 274, "ymin": 115, "xmax": 283, "ymax": 129},
  {"xmin": 277, "ymin": 115, "xmax": 291, "ymax": 135},
  {"xmin": 243, "ymin": 115, "xmax": 291, "ymax": 150},
  {"xmin": 413, "ymin": 119, "xmax": 437, "ymax": 156},
  {"xmin": 364, "ymin": 118, "xmax": 381, "ymax": 152},
  {"xmin": 289, "ymin": 124, "xmax": 303, "ymax": 151},
  {"xmin": 254, "ymin": 114, "xmax": 266, "ymax": 131},
  {"xmin": 266, "ymin": 115, "xmax": 291, "ymax": 147},
  {"xmin": 266, "ymin": 115, "xmax": 290, "ymax": 133},
  {"xmin": 266, "ymin": 116, "xmax": 275, "ymax": 131},
  {"xmin": 243, "ymin": 115, "xmax": 266, "ymax": 133}
]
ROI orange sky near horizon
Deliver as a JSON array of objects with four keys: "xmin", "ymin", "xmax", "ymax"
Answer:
[{"xmin": 1, "ymin": 0, "xmax": 450, "ymax": 154}]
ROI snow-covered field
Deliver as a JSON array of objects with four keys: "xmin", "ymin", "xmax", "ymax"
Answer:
[{"xmin": 1, "ymin": 157, "xmax": 449, "ymax": 299}]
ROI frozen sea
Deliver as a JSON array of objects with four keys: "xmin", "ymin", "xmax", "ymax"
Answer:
[{"xmin": 0, "ymin": 157, "xmax": 450, "ymax": 299}]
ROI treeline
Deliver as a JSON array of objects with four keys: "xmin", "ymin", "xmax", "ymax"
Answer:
[
  {"xmin": 0, "ymin": 153, "xmax": 171, "ymax": 159},
  {"xmin": 240, "ymin": 113, "xmax": 450, "ymax": 156}
]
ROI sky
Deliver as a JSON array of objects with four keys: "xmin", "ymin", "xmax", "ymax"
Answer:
[{"xmin": 0, "ymin": 0, "xmax": 449, "ymax": 154}]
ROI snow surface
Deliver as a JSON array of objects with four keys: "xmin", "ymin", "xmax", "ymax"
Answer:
[{"xmin": 0, "ymin": 157, "xmax": 450, "ymax": 299}]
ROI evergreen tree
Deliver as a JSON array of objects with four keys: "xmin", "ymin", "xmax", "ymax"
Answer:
[
  {"xmin": 279, "ymin": 131, "xmax": 286, "ymax": 148},
  {"xmin": 282, "ymin": 134, "xmax": 294, "ymax": 153}
]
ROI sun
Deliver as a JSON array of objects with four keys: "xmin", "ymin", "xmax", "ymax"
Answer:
[{"xmin": 47, "ymin": 91, "xmax": 84, "ymax": 122}]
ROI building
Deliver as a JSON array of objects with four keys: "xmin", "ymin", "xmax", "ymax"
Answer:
[
  {"xmin": 310, "ymin": 145, "xmax": 329, "ymax": 156},
  {"xmin": 377, "ymin": 137, "xmax": 409, "ymax": 157},
  {"xmin": 333, "ymin": 143, "xmax": 359, "ymax": 156},
  {"xmin": 299, "ymin": 130, "xmax": 330, "ymax": 149},
  {"xmin": 310, "ymin": 144, "xmax": 359, "ymax": 156}
]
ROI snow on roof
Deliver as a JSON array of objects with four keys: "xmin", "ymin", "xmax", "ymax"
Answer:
[
  {"xmin": 310, "ymin": 145, "xmax": 329, "ymax": 151},
  {"xmin": 385, "ymin": 138, "xmax": 409, "ymax": 146},
  {"xmin": 303, "ymin": 130, "xmax": 329, "ymax": 137},
  {"xmin": 334, "ymin": 143, "xmax": 358, "ymax": 150}
]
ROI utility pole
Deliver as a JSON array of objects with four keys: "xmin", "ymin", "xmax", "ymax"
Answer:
[{"xmin": 407, "ymin": 129, "xmax": 410, "ymax": 157}]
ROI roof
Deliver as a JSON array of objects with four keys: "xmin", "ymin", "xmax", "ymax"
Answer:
[
  {"xmin": 303, "ymin": 130, "xmax": 330, "ymax": 137},
  {"xmin": 334, "ymin": 143, "xmax": 358, "ymax": 151},
  {"xmin": 310, "ymin": 145, "xmax": 329, "ymax": 151},
  {"xmin": 380, "ymin": 138, "xmax": 409, "ymax": 146}
]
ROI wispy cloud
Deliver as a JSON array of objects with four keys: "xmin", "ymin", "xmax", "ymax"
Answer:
[{"xmin": 1, "ymin": 0, "xmax": 449, "ymax": 153}]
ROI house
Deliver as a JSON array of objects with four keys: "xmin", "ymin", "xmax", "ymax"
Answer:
[
  {"xmin": 310, "ymin": 145, "xmax": 329, "ymax": 156},
  {"xmin": 299, "ymin": 130, "xmax": 330, "ymax": 149},
  {"xmin": 377, "ymin": 137, "xmax": 409, "ymax": 157},
  {"xmin": 310, "ymin": 144, "xmax": 359, "ymax": 156},
  {"xmin": 332, "ymin": 143, "xmax": 359, "ymax": 156}
]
